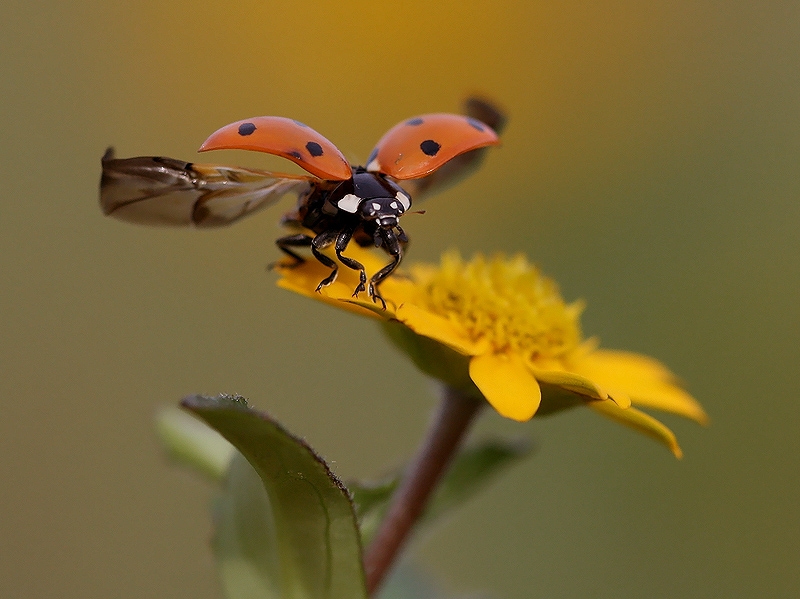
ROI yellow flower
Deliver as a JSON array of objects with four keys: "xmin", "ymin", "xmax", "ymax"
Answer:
[{"xmin": 276, "ymin": 247, "xmax": 707, "ymax": 458}]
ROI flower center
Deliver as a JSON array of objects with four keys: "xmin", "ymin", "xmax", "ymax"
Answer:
[{"xmin": 407, "ymin": 252, "xmax": 584, "ymax": 362}]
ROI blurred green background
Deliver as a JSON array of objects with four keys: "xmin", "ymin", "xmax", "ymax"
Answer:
[{"xmin": 2, "ymin": 1, "xmax": 798, "ymax": 597}]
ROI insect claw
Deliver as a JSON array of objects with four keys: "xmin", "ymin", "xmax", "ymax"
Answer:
[
  {"xmin": 352, "ymin": 282, "xmax": 366, "ymax": 297},
  {"xmin": 373, "ymin": 295, "xmax": 387, "ymax": 310},
  {"xmin": 368, "ymin": 284, "xmax": 387, "ymax": 310},
  {"xmin": 315, "ymin": 275, "xmax": 335, "ymax": 294}
]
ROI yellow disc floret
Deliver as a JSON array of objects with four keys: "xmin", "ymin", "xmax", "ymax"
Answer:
[{"xmin": 406, "ymin": 251, "xmax": 584, "ymax": 363}]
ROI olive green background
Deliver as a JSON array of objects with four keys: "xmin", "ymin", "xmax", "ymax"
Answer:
[{"xmin": 2, "ymin": 1, "xmax": 798, "ymax": 598}]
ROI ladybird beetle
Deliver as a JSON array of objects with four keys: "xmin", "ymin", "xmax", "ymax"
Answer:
[{"xmin": 100, "ymin": 98, "xmax": 505, "ymax": 307}]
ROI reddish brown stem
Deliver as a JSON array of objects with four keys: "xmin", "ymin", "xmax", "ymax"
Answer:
[{"xmin": 363, "ymin": 386, "xmax": 483, "ymax": 596}]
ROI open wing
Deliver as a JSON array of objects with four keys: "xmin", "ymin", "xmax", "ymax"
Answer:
[
  {"xmin": 388, "ymin": 97, "xmax": 507, "ymax": 201},
  {"xmin": 100, "ymin": 148, "xmax": 315, "ymax": 228}
]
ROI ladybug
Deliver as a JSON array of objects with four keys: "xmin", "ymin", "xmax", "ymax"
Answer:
[{"xmin": 100, "ymin": 98, "xmax": 505, "ymax": 307}]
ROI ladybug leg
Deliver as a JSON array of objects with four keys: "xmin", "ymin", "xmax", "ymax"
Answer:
[
  {"xmin": 396, "ymin": 225, "xmax": 409, "ymax": 244},
  {"xmin": 334, "ymin": 226, "xmax": 368, "ymax": 297},
  {"xmin": 310, "ymin": 229, "xmax": 341, "ymax": 292},
  {"xmin": 368, "ymin": 232, "xmax": 403, "ymax": 309},
  {"xmin": 273, "ymin": 233, "xmax": 313, "ymax": 269},
  {"xmin": 368, "ymin": 255, "xmax": 400, "ymax": 310}
]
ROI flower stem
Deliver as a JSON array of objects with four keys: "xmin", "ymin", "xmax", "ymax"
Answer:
[{"xmin": 363, "ymin": 385, "xmax": 483, "ymax": 595}]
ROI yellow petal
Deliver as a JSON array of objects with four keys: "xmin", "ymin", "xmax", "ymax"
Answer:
[
  {"xmin": 529, "ymin": 367, "xmax": 607, "ymax": 402},
  {"xmin": 529, "ymin": 366, "xmax": 632, "ymax": 409},
  {"xmin": 573, "ymin": 350, "xmax": 708, "ymax": 424},
  {"xmin": 377, "ymin": 275, "xmax": 417, "ymax": 305},
  {"xmin": 469, "ymin": 353, "xmax": 542, "ymax": 421},
  {"xmin": 588, "ymin": 400, "xmax": 683, "ymax": 459},
  {"xmin": 344, "ymin": 296, "xmax": 399, "ymax": 318},
  {"xmin": 276, "ymin": 275, "xmax": 383, "ymax": 320},
  {"xmin": 274, "ymin": 259, "xmax": 329, "ymax": 291},
  {"xmin": 606, "ymin": 389, "xmax": 632, "ymax": 410},
  {"xmin": 395, "ymin": 303, "xmax": 485, "ymax": 355}
]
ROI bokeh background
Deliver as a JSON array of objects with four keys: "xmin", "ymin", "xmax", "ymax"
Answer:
[{"xmin": 2, "ymin": 1, "xmax": 798, "ymax": 597}]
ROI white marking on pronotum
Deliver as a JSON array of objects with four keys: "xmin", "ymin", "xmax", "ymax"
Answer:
[
  {"xmin": 366, "ymin": 158, "xmax": 380, "ymax": 172},
  {"xmin": 371, "ymin": 202, "xmax": 381, "ymax": 211},
  {"xmin": 389, "ymin": 201, "xmax": 399, "ymax": 210},
  {"xmin": 395, "ymin": 191, "xmax": 410, "ymax": 211},
  {"xmin": 337, "ymin": 193, "xmax": 361, "ymax": 213}
]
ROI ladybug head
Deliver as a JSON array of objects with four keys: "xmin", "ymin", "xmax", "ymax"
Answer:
[{"xmin": 359, "ymin": 197, "xmax": 405, "ymax": 229}]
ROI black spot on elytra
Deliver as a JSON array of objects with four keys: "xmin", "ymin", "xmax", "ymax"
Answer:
[
  {"xmin": 288, "ymin": 150, "xmax": 302, "ymax": 159},
  {"xmin": 238, "ymin": 122, "xmax": 257, "ymax": 136},
  {"xmin": 406, "ymin": 117, "xmax": 424, "ymax": 126},
  {"xmin": 467, "ymin": 117, "xmax": 485, "ymax": 132},
  {"xmin": 306, "ymin": 141, "xmax": 323, "ymax": 157},
  {"xmin": 420, "ymin": 139, "xmax": 440, "ymax": 156}
]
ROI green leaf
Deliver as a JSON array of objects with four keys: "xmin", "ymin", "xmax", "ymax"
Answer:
[
  {"xmin": 214, "ymin": 451, "xmax": 282, "ymax": 599},
  {"xmin": 182, "ymin": 394, "xmax": 367, "ymax": 599},
  {"xmin": 155, "ymin": 406, "xmax": 235, "ymax": 484},
  {"xmin": 350, "ymin": 439, "xmax": 530, "ymax": 546}
]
